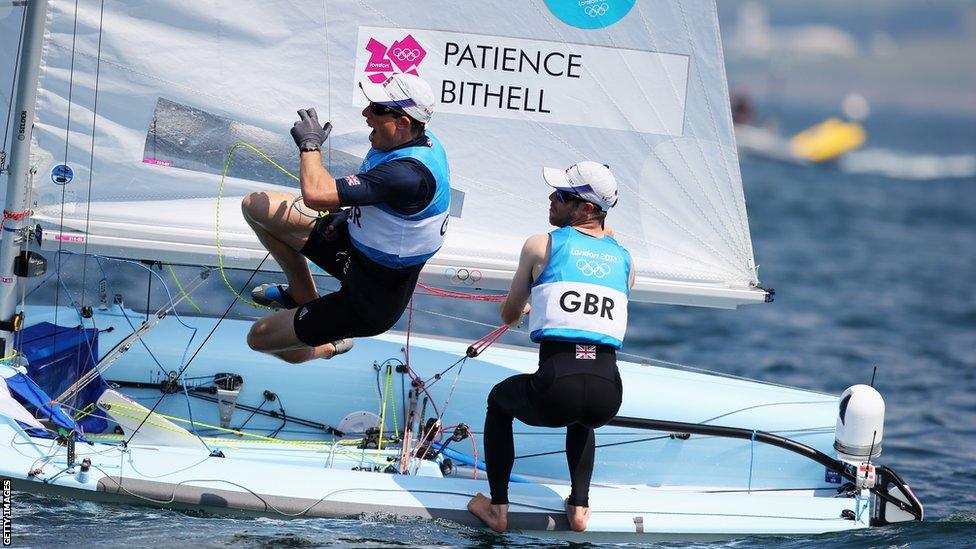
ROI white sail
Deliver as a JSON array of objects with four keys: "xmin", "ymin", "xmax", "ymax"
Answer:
[{"xmin": 24, "ymin": 0, "xmax": 765, "ymax": 308}]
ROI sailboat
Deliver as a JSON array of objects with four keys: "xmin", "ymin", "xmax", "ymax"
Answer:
[
  {"xmin": 0, "ymin": 0, "xmax": 922, "ymax": 541},
  {"xmin": 732, "ymin": 92, "xmax": 868, "ymax": 166}
]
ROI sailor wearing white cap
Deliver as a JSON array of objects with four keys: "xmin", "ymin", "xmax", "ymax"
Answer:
[
  {"xmin": 541, "ymin": 160, "xmax": 620, "ymax": 212},
  {"xmin": 469, "ymin": 162, "xmax": 633, "ymax": 533},
  {"xmin": 242, "ymin": 73, "xmax": 451, "ymax": 364}
]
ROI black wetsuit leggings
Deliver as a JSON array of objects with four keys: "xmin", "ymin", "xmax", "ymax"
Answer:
[{"xmin": 483, "ymin": 341, "xmax": 622, "ymax": 507}]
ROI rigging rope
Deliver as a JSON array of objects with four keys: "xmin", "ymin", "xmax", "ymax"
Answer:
[
  {"xmin": 215, "ymin": 141, "xmax": 300, "ymax": 309},
  {"xmin": 77, "ymin": 0, "xmax": 107, "ymax": 332},
  {"xmin": 377, "ymin": 363, "xmax": 397, "ymax": 453},
  {"xmin": 53, "ymin": 259, "xmax": 209, "ymax": 404},
  {"xmin": 50, "ymin": 0, "xmax": 85, "ymax": 341},
  {"xmin": 121, "ymin": 253, "xmax": 270, "ymax": 447},
  {"xmin": 414, "ymin": 282, "xmax": 507, "ymax": 302},
  {"xmin": 466, "ymin": 324, "xmax": 509, "ymax": 358},
  {"xmin": 0, "ymin": 1, "xmax": 27, "ymax": 171},
  {"xmin": 166, "ymin": 264, "xmax": 202, "ymax": 314}
]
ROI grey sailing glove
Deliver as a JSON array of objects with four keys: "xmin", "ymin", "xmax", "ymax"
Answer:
[{"xmin": 291, "ymin": 108, "xmax": 332, "ymax": 152}]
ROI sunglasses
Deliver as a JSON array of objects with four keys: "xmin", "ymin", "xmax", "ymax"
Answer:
[
  {"xmin": 368, "ymin": 102, "xmax": 409, "ymax": 118},
  {"xmin": 554, "ymin": 189, "xmax": 585, "ymax": 203}
]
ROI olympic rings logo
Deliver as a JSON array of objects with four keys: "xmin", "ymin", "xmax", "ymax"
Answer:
[
  {"xmin": 444, "ymin": 267, "xmax": 483, "ymax": 286},
  {"xmin": 391, "ymin": 48, "xmax": 421, "ymax": 62},
  {"xmin": 576, "ymin": 259, "xmax": 611, "ymax": 278},
  {"xmin": 584, "ymin": 3, "xmax": 609, "ymax": 17}
]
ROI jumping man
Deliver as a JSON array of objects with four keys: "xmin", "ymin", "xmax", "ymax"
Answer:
[{"xmin": 242, "ymin": 73, "xmax": 451, "ymax": 363}]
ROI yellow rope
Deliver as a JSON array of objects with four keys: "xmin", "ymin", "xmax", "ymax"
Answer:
[
  {"xmin": 102, "ymin": 402, "xmax": 378, "ymax": 450},
  {"xmin": 90, "ymin": 410, "xmax": 393, "ymax": 467},
  {"xmin": 390, "ymin": 369, "xmax": 399, "ymax": 434},
  {"xmin": 85, "ymin": 431, "xmax": 371, "ymax": 448},
  {"xmin": 215, "ymin": 141, "xmax": 299, "ymax": 309},
  {"xmin": 377, "ymin": 365, "xmax": 391, "ymax": 453},
  {"xmin": 106, "ymin": 402, "xmax": 298, "ymax": 445},
  {"xmin": 165, "ymin": 264, "xmax": 202, "ymax": 314},
  {"xmin": 83, "ymin": 432, "xmax": 391, "ymax": 468},
  {"xmin": 73, "ymin": 402, "xmax": 96, "ymax": 421}
]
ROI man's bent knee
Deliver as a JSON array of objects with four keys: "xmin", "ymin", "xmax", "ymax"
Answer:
[
  {"xmin": 487, "ymin": 384, "xmax": 513, "ymax": 418},
  {"xmin": 247, "ymin": 318, "xmax": 284, "ymax": 352},
  {"xmin": 275, "ymin": 348, "xmax": 316, "ymax": 364},
  {"xmin": 246, "ymin": 322, "xmax": 267, "ymax": 352},
  {"xmin": 241, "ymin": 192, "xmax": 260, "ymax": 222},
  {"xmin": 241, "ymin": 191, "xmax": 290, "ymax": 224}
]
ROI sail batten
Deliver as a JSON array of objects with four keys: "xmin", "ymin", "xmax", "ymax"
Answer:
[{"xmin": 22, "ymin": 0, "xmax": 765, "ymax": 309}]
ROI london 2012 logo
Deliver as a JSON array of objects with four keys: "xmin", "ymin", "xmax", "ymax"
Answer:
[
  {"xmin": 584, "ymin": 3, "xmax": 609, "ymax": 17},
  {"xmin": 364, "ymin": 34, "xmax": 427, "ymax": 83},
  {"xmin": 545, "ymin": 0, "xmax": 635, "ymax": 30},
  {"xmin": 577, "ymin": 259, "xmax": 611, "ymax": 278}
]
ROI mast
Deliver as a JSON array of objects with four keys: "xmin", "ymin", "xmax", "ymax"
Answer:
[{"xmin": 0, "ymin": 0, "xmax": 49, "ymax": 355}]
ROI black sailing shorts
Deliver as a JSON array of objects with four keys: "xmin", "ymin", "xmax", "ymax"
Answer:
[{"xmin": 292, "ymin": 213, "xmax": 421, "ymax": 346}]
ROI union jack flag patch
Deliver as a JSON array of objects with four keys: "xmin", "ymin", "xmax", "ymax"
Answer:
[
  {"xmin": 575, "ymin": 344, "xmax": 596, "ymax": 360},
  {"xmin": 344, "ymin": 175, "xmax": 360, "ymax": 186}
]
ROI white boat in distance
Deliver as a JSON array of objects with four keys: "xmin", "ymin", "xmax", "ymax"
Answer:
[{"xmin": 0, "ymin": 0, "xmax": 921, "ymax": 541}]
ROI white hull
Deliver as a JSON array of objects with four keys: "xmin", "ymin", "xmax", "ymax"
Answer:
[
  {"xmin": 0, "ymin": 305, "xmax": 900, "ymax": 539},
  {"xmin": 2, "ymin": 423, "xmax": 868, "ymax": 541}
]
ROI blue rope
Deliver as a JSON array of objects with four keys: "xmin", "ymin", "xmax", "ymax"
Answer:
[
  {"xmin": 747, "ymin": 429, "xmax": 756, "ymax": 492},
  {"xmin": 24, "ymin": 253, "xmax": 73, "ymax": 300},
  {"xmin": 43, "ymin": 465, "xmax": 73, "ymax": 484},
  {"xmin": 88, "ymin": 253, "xmax": 199, "ymax": 375},
  {"xmin": 84, "ymin": 254, "xmax": 211, "ymax": 451},
  {"xmin": 76, "ymin": 251, "xmax": 200, "ymax": 331},
  {"xmin": 50, "ymin": 254, "xmax": 210, "ymax": 451}
]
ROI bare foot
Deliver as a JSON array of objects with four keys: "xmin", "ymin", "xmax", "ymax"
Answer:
[
  {"xmin": 467, "ymin": 493, "xmax": 508, "ymax": 533},
  {"xmin": 565, "ymin": 500, "xmax": 592, "ymax": 532}
]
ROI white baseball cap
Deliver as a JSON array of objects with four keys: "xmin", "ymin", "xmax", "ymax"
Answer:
[
  {"xmin": 359, "ymin": 73, "xmax": 435, "ymax": 124},
  {"xmin": 542, "ymin": 161, "xmax": 619, "ymax": 211}
]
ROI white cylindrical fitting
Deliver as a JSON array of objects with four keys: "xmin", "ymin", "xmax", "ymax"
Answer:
[{"xmin": 834, "ymin": 384, "xmax": 885, "ymax": 461}]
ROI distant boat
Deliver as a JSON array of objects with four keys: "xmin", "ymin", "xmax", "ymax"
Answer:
[
  {"xmin": 735, "ymin": 118, "xmax": 866, "ymax": 165},
  {"xmin": 732, "ymin": 92, "xmax": 975, "ymax": 180}
]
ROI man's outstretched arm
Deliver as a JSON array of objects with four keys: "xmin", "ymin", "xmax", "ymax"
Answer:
[
  {"xmin": 298, "ymin": 151, "xmax": 341, "ymax": 211},
  {"xmin": 291, "ymin": 107, "xmax": 340, "ymax": 211}
]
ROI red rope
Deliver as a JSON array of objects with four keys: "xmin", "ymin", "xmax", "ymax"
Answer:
[
  {"xmin": 397, "ymin": 281, "xmax": 510, "ymax": 473},
  {"xmin": 415, "ymin": 282, "xmax": 506, "ymax": 302},
  {"xmin": 3, "ymin": 209, "xmax": 31, "ymax": 221},
  {"xmin": 408, "ymin": 283, "xmax": 510, "ymax": 359},
  {"xmin": 466, "ymin": 324, "xmax": 509, "ymax": 358},
  {"xmin": 1, "ymin": 209, "xmax": 32, "ymax": 231},
  {"xmin": 402, "ymin": 296, "xmax": 445, "ymax": 420}
]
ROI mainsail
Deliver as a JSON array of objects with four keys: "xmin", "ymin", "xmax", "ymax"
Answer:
[{"xmin": 18, "ymin": 0, "xmax": 765, "ymax": 308}]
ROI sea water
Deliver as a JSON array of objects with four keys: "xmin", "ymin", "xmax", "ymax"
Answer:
[{"xmin": 6, "ymin": 107, "xmax": 975, "ymax": 547}]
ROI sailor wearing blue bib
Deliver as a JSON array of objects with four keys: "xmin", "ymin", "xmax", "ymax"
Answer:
[
  {"xmin": 528, "ymin": 226, "xmax": 631, "ymax": 348},
  {"xmin": 348, "ymin": 131, "xmax": 451, "ymax": 269},
  {"xmin": 469, "ymin": 162, "xmax": 633, "ymax": 534},
  {"xmin": 243, "ymin": 73, "xmax": 450, "ymax": 364}
]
